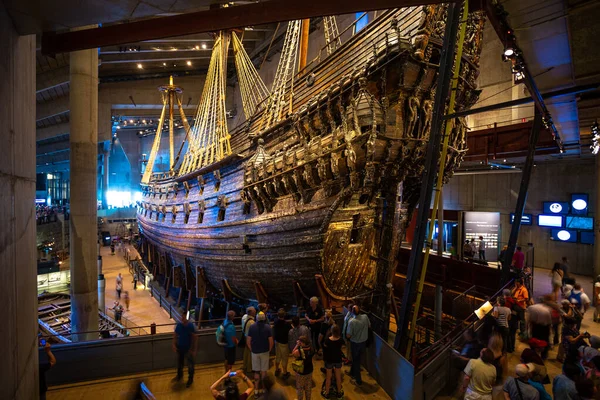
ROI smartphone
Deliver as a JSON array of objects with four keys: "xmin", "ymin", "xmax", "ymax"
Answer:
[
  {"xmin": 229, "ymin": 372, "xmax": 237, "ymax": 377},
  {"xmin": 40, "ymin": 339, "xmax": 47, "ymax": 347}
]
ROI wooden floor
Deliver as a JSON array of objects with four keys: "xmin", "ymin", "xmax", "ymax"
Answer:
[
  {"xmin": 47, "ymin": 357, "xmax": 391, "ymax": 400},
  {"xmin": 103, "ymin": 244, "xmax": 174, "ymax": 334}
]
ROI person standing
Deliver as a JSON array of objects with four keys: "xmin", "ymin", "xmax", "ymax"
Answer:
[
  {"xmin": 478, "ymin": 236, "xmax": 486, "ymax": 261},
  {"xmin": 247, "ymin": 311, "xmax": 274, "ymax": 393},
  {"xmin": 502, "ymin": 363, "xmax": 541, "ymax": 400},
  {"xmin": 172, "ymin": 311, "xmax": 197, "ymax": 387},
  {"xmin": 342, "ymin": 302, "xmax": 355, "ymax": 365},
  {"xmin": 39, "ymin": 340, "xmax": 57, "ymax": 400},
  {"xmin": 492, "ymin": 297, "xmax": 511, "ymax": 353},
  {"xmin": 223, "ymin": 310, "xmax": 239, "ymax": 372},
  {"xmin": 512, "ymin": 279, "xmax": 529, "ymax": 333},
  {"xmin": 550, "ymin": 263, "xmax": 564, "ymax": 298},
  {"xmin": 322, "ymin": 325, "xmax": 344, "ymax": 399},
  {"xmin": 346, "ymin": 305, "xmax": 370, "ymax": 386},
  {"xmin": 461, "ymin": 348, "xmax": 496, "ymax": 400},
  {"xmin": 116, "ymin": 273, "xmax": 123, "ymax": 299},
  {"xmin": 292, "ymin": 336, "xmax": 314, "ymax": 400},
  {"xmin": 241, "ymin": 307, "xmax": 256, "ymax": 375},
  {"xmin": 569, "ymin": 283, "xmax": 591, "ymax": 330},
  {"xmin": 526, "ymin": 298, "xmax": 552, "ymax": 359},
  {"xmin": 512, "ymin": 247, "xmax": 525, "ymax": 270},
  {"xmin": 111, "ymin": 301, "xmax": 123, "ymax": 323},
  {"xmin": 273, "ymin": 308, "xmax": 291, "ymax": 379},
  {"xmin": 133, "ymin": 271, "xmax": 138, "ymax": 290},
  {"xmin": 123, "ymin": 291, "xmax": 130, "ymax": 311},
  {"xmin": 306, "ymin": 297, "xmax": 325, "ymax": 356}
]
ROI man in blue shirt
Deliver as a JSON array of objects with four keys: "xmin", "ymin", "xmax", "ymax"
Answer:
[
  {"xmin": 247, "ymin": 312, "xmax": 273, "ymax": 391},
  {"xmin": 172, "ymin": 311, "xmax": 197, "ymax": 387},
  {"xmin": 223, "ymin": 310, "xmax": 238, "ymax": 372}
]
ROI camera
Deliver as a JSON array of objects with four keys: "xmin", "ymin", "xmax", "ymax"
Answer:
[
  {"xmin": 39, "ymin": 338, "xmax": 47, "ymax": 347},
  {"xmin": 229, "ymin": 371, "xmax": 237, "ymax": 377}
]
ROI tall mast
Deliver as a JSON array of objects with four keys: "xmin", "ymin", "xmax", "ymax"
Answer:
[
  {"xmin": 298, "ymin": 19, "xmax": 310, "ymax": 72},
  {"xmin": 169, "ymin": 75, "xmax": 175, "ymax": 167}
]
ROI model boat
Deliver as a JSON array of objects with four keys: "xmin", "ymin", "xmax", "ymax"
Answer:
[{"xmin": 137, "ymin": 6, "xmax": 486, "ymax": 306}]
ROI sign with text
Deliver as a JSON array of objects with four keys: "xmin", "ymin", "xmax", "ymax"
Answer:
[{"xmin": 464, "ymin": 211, "xmax": 500, "ymax": 262}]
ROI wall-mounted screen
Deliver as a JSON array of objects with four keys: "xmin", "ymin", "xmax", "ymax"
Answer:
[
  {"xmin": 538, "ymin": 214, "xmax": 563, "ymax": 228},
  {"xmin": 565, "ymin": 216, "xmax": 594, "ymax": 230},
  {"xmin": 551, "ymin": 229, "xmax": 578, "ymax": 243},
  {"xmin": 510, "ymin": 213, "xmax": 533, "ymax": 225},
  {"xmin": 543, "ymin": 201, "xmax": 570, "ymax": 215},
  {"xmin": 580, "ymin": 231, "xmax": 595, "ymax": 245},
  {"xmin": 571, "ymin": 194, "xmax": 589, "ymax": 215}
]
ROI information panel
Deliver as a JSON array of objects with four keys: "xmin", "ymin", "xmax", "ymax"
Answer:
[{"xmin": 464, "ymin": 211, "xmax": 500, "ymax": 262}]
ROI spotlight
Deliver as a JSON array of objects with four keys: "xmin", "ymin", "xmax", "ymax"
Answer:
[
  {"xmin": 186, "ymin": 60, "xmax": 192, "ymax": 66},
  {"xmin": 163, "ymin": 62, "xmax": 167, "ymax": 66},
  {"xmin": 201, "ymin": 43, "xmax": 207, "ymax": 50},
  {"xmin": 129, "ymin": 119, "xmax": 134, "ymax": 124},
  {"xmin": 116, "ymin": 126, "xmax": 121, "ymax": 130},
  {"xmin": 137, "ymin": 63, "xmax": 143, "ymax": 69},
  {"xmin": 195, "ymin": 45, "xmax": 200, "ymax": 50},
  {"xmin": 503, "ymin": 47, "xmax": 515, "ymax": 57},
  {"xmin": 142, "ymin": 119, "xmax": 147, "ymax": 124},
  {"xmin": 591, "ymin": 121, "xmax": 600, "ymax": 155}
]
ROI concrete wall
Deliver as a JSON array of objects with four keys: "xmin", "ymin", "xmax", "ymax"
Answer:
[
  {"xmin": 0, "ymin": 3, "xmax": 39, "ymax": 399},
  {"xmin": 443, "ymin": 158, "xmax": 596, "ymax": 275}
]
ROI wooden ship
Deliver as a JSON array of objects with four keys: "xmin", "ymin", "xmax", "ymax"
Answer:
[
  {"xmin": 38, "ymin": 293, "xmax": 127, "ymax": 343},
  {"xmin": 137, "ymin": 6, "xmax": 486, "ymax": 310}
]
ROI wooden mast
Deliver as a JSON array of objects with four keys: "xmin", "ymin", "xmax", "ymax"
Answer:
[
  {"xmin": 298, "ymin": 19, "xmax": 310, "ymax": 72},
  {"xmin": 168, "ymin": 75, "xmax": 175, "ymax": 169}
]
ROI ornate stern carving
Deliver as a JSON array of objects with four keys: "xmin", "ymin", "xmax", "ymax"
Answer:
[{"xmin": 240, "ymin": 190, "xmax": 252, "ymax": 215}]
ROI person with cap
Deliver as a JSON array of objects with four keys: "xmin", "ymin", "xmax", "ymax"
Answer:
[
  {"xmin": 461, "ymin": 348, "xmax": 496, "ymax": 400},
  {"xmin": 247, "ymin": 311, "xmax": 273, "ymax": 393},
  {"xmin": 569, "ymin": 283, "xmax": 591, "ymax": 330},
  {"xmin": 502, "ymin": 363, "xmax": 541, "ymax": 400}
]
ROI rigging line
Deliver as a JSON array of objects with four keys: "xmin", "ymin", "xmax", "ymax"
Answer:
[
  {"xmin": 472, "ymin": 67, "xmax": 555, "ymax": 106},
  {"xmin": 260, "ymin": 22, "xmax": 281, "ymax": 71}
]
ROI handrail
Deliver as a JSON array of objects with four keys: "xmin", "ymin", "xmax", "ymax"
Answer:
[{"xmin": 414, "ymin": 279, "xmax": 515, "ymax": 370}]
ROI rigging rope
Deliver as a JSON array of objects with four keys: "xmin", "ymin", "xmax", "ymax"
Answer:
[
  {"xmin": 141, "ymin": 94, "xmax": 168, "ymax": 184},
  {"xmin": 260, "ymin": 20, "xmax": 302, "ymax": 130},
  {"xmin": 323, "ymin": 16, "xmax": 341, "ymax": 55},
  {"xmin": 232, "ymin": 32, "xmax": 270, "ymax": 120},
  {"xmin": 180, "ymin": 32, "xmax": 232, "ymax": 176}
]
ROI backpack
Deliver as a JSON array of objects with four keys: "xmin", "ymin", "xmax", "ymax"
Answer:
[
  {"xmin": 238, "ymin": 317, "xmax": 253, "ymax": 348},
  {"xmin": 216, "ymin": 323, "xmax": 227, "ymax": 347},
  {"xmin": 569, "ymin": 290, "xmax": 583, "ymax": 306}
]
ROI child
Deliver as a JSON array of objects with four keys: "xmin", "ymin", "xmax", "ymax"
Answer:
[{"xmin": 292, "ymin": 336, "xmax": 313, "ymax": 400}]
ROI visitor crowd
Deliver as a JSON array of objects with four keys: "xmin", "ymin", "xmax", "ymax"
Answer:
[
  {"xmin": 174, "ymin": 296, "xmax": 373, "ymax": 400},
  {"xmin": 456, "ymin": 256, "xmax": 600, "ymax": 400},
  {"xmin": 36, "ymin": 204, "xmax": 68, "ymax": 224}
]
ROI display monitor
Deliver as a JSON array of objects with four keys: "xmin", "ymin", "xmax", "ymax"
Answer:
[
  {"xmin": 571, "ymin": 193, "xmax": 589, "ymax": 215},
  {"xmin": 580, "ymin": 231, "xmax": 595, "ymax": 245},
  {"xmin": 565, "ymin": 216, "xmax": 594, "ymax": 231},
  {"xmin": 538, "ymin": 214, "xmax": 563, "ymax": 228},
  {"xmin": 510, "ymin": 213, "xmax": 533, "ymax": 225},
  {"xmin": 551, "ymin": 229, "xmax": 578, "ymax": 243},
  {"xmin": 543, "ymin": 201, "xmax": 570, "ymax": 215}
]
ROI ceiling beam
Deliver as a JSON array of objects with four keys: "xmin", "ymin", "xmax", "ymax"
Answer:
[
  {"xmin": 37, "ymin": 65, "xmax": 69, "ymax": 93},
  {"xmin": 37, "ymin": 95, "xmax": 69, "ymax": 121},
  {"xmin": 37, "ymin": 122, "xmax": 69, "ymax": 141},
  {"xmin": 42, "ymin": 0, "xmax": 450, "ymax": 55},
  {"xmin": 37, "ymin": 151, "xmax": 70, "ymax": 165},
  {"xmin": 37, "ymin": 140, "xmax": 70, "ymax": 156}
]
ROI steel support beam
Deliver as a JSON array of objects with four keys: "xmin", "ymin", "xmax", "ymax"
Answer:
[
  {"xmin": 395, "ymin": 2, "xmax": 461, "ymax": 352},
  {"xmin": 42, "ymin": 0, "xmax": 452, "ymax": 55},
  {"xmin": 444, "ymin": 83, "xmax": 600, "ymax": 120},
  {"xmin": 37, "ymin": 122, "xmax": 69, "ymax": 141},
  {"xmin": 502, "ymin": 111, "xmax": 542, "ymax": 281},
  {"xmin": 484, "ymin": 0, "xmax": 563, "ymax": 150}
]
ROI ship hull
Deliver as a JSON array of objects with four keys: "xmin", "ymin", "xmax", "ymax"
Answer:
[{"xmin": 138, "ymin": 6, "xmax": 486, "ymax": 305}]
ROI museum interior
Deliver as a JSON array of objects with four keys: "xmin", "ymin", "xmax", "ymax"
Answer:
[{"xmin": 2, "ymin": 0, "xmax": 600, "ymax": 399}]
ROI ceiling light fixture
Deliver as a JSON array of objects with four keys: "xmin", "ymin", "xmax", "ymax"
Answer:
[
  {"xmin": 187, "ymin": 60, "xmax": 192, "ymax": 66},
  {"xmin": 137, "ymin": 63, "xmax": 143, "ymax": 69},
  {"xmin": 195, "ymin": 45, "xmax": 200, "ymax": 50},
  {"xmin": 201, "ymin": 43, "xmax": 207, "ymax": 50},
  {"xmin": 591, "ymin": 121, "xmax": 600, "ymax": 155},
  {"xmin": 163, "ymin": 62, "xmax": 166, "ymax": 66}
]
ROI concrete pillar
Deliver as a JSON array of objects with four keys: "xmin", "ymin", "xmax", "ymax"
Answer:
[
  {"xmin": 69, "ymin": 46, "xmax": 99, "ymax": 341},
  {"xmin": 0, "ymin": 4, "xmax": 38, "ymax": 399},
  {"xmin": 595, "ymin": 156, "xmax": 600, "ymax": 278}
]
